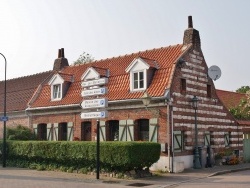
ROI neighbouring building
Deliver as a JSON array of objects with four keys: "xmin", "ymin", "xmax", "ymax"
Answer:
[{"xmin": 0, "ymin": 16, "xmax": 246, "ymax": 172}]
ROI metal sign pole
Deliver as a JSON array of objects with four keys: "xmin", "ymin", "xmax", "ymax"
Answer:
[{"xmin": 96, "ymin": 119, "xmax": 100, "ymax": 179}]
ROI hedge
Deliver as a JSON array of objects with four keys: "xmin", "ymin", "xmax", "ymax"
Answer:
[{"xmin": 0, "ymin": 141, "xmax": 161, "ymax": 172}]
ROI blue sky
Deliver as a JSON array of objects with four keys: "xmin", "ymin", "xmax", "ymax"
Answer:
[{"xmin": 0, "ymin": 0, "xmax": 249, "ymax": 91}]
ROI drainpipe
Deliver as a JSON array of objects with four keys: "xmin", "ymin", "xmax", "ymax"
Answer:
[
  {"xmin": 167, "ymin": 102, "xmax": 171, "ymax": 172},
  {"xmin": 171, "ymin": 104, "xmax": 174, "ymax": 173}
]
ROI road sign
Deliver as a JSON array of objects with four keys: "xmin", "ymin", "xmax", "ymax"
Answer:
[
  {"xmin": 0, "ymin": 116, "xmax": 8, "ymax": 121},
  {"xmin": 80, "ymin": 111, "xmax": 108, "ymax": 119},
  {"xmin": 81, "ymin": 78, "xmax": 108, "ymax": 88},
  {"xmin": 81, "ymin": 98, "xmax": 108, "ymax": 109},
  {"xmin": 81, "ymin": 87, "xmax": 107, "ymax": 97}
]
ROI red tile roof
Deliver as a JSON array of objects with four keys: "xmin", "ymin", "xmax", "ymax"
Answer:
[
  {"xmin": 29, "ymin": 44, "xmax": 189, "ymax": 108},
  {"xmin": 216, "ymin": 89, "xmax": 247, "ymax": 109},
  {"xmin": 0, "ymin": 71, "xmax": 53, "ymax": 112}
]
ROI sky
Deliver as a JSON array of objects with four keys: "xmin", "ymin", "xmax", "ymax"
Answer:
[{"xmin": 0, "ymin": 0, "xmax": 249, "ymax": 91}]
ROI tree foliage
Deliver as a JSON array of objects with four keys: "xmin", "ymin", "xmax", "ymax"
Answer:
[
  {"xmin": 73, "ymin": 52, "xmax": 94, "ymax": 65},
  {"xmin": 7, "ymin": 125, "xmax": 36, "ymax": 140},
  {"xmin": 229, "ymin": 91, "xmax": 250, "ymax": 120},
  {"xmin": 236, "ymin": 86, "xmax": 250, "ymax": 93}
]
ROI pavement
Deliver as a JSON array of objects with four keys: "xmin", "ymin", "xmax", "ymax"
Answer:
[{"xmin": 0, "ymin": 163, "xmax": 250, "ymax": 187}]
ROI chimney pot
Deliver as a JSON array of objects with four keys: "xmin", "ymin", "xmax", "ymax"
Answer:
[
  {"xmin": 58, "ymin": 49, "xmax": 62, "ymax": 58},
  {"xmin": 188, "ymin": 16, "xmax": 193, "ymax": 28},
  {"xmin": 61, "ymin": 48, "xmax": 64, "ymax": 58}
]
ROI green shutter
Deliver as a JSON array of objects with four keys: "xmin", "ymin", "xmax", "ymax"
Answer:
[
  {"xmin": 174, "ymin": 131, "xmax": 183, "ymax": 151},
  {"xmin": 47, "ymin": 123, "xmax": 52, "ymax": 141},
  {"xmin": 100, "ymin": 121, "xmax": 106, "ymax": 141},
  {"xmin": 225, "ymin": 132, "xmax": 230, "ymax": 146},
  {"xmin": 53, "ymin": 123, "xmax": 59, "ymax": 141},
  {"xmin": 149, "ymin": 118, "xmax": 158, "ymax": 142},
  {"xmin": 33, "ymin": 124, "xmax": 38, "ymax": 138},
  {"xmin": 204, "ymin": 131, "xmax": 211, "ymax": 146},
  {"xmin": 67, "ymin": 122, "xmax": 73, "ymax": 141},
  {"xmin": 127, "ymin": 125, "xmax": 134, "ymax": 141}
]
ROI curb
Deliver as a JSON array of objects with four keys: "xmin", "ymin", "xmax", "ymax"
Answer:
[{"xmin": 208, "ymin": 167, "xmax": 250, "ymax": 177}]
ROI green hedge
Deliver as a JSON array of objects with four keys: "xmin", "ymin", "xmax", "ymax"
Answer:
[{"xmin": 0, "ymin": 141, "xmax": 160, "ymax": 172}]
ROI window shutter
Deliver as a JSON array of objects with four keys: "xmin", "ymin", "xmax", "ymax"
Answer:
[
  {"xmin": 149, "ymin": 118, "xmax": 158, "ymax": 142},
  {"xmin": 33, "ymin": 124, "xmax": 38, "ymax": 138},
  {"xmin": 47, "ymin": 123, "xmax": 52, "ymax": 141},
  {"xmin": 204, "ymin": 131, "xmax": 211, "ymax": 146},
  {"xmin": 225, "ymin": 132, "xmax": 230, "ymax": 146},
  {"xmin": 53, "ymin": 123, "xmax": 59, "ymax": 141},
  {"xmin": 67, "ymin": 122, "xmax": 73, "ymax": 141},
  {"xmin": 126, "ymin": 120, "xmax": 134, "ymax": 141},
  {"xmin": 174, "ymin": 131, "xmax": 183, "ymax": 151},
  {"xmin": 119, "ymin": 120, "xmax": 127, "ymax": 141},
  {"xmin": 99, "ymin": 121, "xmax": 106, "ymax": 141}
]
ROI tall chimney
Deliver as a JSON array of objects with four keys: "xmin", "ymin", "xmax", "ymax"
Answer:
[
  {"xmin": 183, "ymin": 16, "xmax": 201, "ymax": 48},
  {"xmin": 53, "ymin": 48, "xmax": 69, "ymax": 71}
]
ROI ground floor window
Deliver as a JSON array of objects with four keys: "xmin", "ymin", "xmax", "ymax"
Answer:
[
  {"xmin": 108, "ymin": 120, "xmax": 119, "ymax": 141},
  {"xmin": 58, "ymin": 122, "xmax": 67, "ymax": 141},
  {"xmin": 81, "ymin": 121, "xmax": 91, "ymax": 141},
  {"xmin": 137, "ymin": 119, "xmax": 149, "ymax": 141},
  {"xmin": 37, "ymin": 123, "xmax": 47, "ymax": 140}
]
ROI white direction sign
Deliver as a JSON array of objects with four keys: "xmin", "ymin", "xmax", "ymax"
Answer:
[
  {"xmin": 81, "ymin": 111, "xmax": 108, "ymax": 119},
  {"xmin": 81, "ymin": 98, "xmax": 108, "ymax": 109},
  {"xmin": 81, "ymin": 87, "xmax": 107, "ymax": 97},
  {"xmin": 81, "ymin": 78, "xmax": 108, "ymax": 88}
]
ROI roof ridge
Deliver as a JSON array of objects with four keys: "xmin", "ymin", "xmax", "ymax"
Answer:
[{"xmin": 3, "ymin": 70, "xmax": 53, "ymax": 82}]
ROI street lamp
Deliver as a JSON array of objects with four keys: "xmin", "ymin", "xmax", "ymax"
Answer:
[
  {"xmin": 0, "ymin": 53, "xmax": 7, "ymax": 167},
  {"xmin": 190, "ymin": 96, "xmax": 201, "ymax": 169}
]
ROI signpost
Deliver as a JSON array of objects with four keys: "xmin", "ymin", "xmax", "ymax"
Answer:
[{"xmin": 80, "ymin": 75, "xmax": 108, "ymax": 180}]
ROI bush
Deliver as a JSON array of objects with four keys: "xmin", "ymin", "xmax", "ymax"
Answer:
[
  {"xmin": 2, "ymin": 141, "xmax": 161, "ymax": 172},
  {"xmin": 7, "ymin": 125, "xmax": 36, "ymax": 140}
]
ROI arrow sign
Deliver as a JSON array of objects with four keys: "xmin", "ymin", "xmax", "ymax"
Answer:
[
  {"xmin": 80, "ymin": 111, "xmax": 108, "ymax": 119},
  {"xmin": 0, "ymin": 116, "xmax": 8, "ymax": 122},
  {"xmin": 81, "ymin": 98, "xmax": 108, "ymax": 109},
  {"xmin": 81, "ymin": 87, "xmax": 107, "ymax": 97},
  {"xmin": 81, "ymin": 78, "xmax": 108, "ymax": 88}
]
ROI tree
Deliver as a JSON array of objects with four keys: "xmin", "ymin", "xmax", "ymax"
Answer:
[
  {"xmin": 236, "ymin": 86, "xmax": 250, "ymax": 93},
  {"xmin": 229, "ymin": 91, "xmax": 250, "ymax": 120},
  {"xmin": 73, "ymin": 52, "xmax": 94, "ymax": 65}
]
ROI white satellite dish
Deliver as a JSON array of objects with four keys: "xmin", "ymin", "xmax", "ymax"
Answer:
[{"xmin": 208, "ymin": 65, "xmax": 222, "ymax": 81}]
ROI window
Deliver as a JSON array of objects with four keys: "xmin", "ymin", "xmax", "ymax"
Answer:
[
  {"xmin": 53, "ymin": 84, "xmax": 61, "ymax": 99},
  {"xmin": 224, "ymin": 132, "xmax": 230, "ymax": 147},
  {"xmin": 108, "ymin": 120, "xmax": 119, "ymax": 141},
  {"xmin": 180, "ymin": 79, "xmax": 186, "ymax": 94},
  {"xmin": 138, "ymin": 119, "xmax": 149, "ymax": 141},
  {"xmin": 37, "ymin": 124, "xmax": 47, "ymax": 140},
  {"xmin": 133, "ymin": 71, "xmax": 144, "ymax": 90},
  {"xmin": 81, "ymin": 122, "xmax": 91, "ymax": 141},
  {"xmin": 58, "ymin": 122, "xmax": 67, "ymax": 141},
  {"xmin": 174, "ymin": 131, "xmax": 184, "ymax": 152},
  {"xmin": 207, "ymin": 85, "xmax": 212, "ymax": 98}
]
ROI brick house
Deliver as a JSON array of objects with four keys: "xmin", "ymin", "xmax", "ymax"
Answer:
[{"xmin": 0, "ymin": 16, "xmax": 244, "ymax": 171}]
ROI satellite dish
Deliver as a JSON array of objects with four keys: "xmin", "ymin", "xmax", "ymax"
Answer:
[{"xmin": 208, "ymin": 65, "xmax": 222, "ymax": 81}]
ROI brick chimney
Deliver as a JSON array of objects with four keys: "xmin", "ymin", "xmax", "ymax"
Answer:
[
  {"xmin": 183, "ymin": 16, "xmax": 201, "ymax": 48},
  {"xmin": 53, "ymin": 48, "xmax": 69, "ymax": 71}
]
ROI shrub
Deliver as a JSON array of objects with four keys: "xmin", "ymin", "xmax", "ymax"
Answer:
[
  {"xmin": 7, "ymin": 125, "xmax": 36, "ymax": 140},
  {"xmin": 2, "ymin": 141, "xmax": 161, "ymax": 173}
]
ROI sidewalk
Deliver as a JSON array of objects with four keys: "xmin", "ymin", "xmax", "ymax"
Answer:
[{"xmin": 0, "ymin": 163, "xmax": 250, "ymax": 188}]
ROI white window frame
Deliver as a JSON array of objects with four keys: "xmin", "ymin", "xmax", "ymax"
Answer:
[
  {"xmin": 131, "ymin": 69, "xmax": 146, "ymax": 91},
  {"xmin": 52, "ymin": 84, "xmax": 62, "ymax": 100}
]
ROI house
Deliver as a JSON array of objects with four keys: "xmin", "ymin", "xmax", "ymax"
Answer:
[{"xmin": 0, "ymin": 16, "xmax": 243, "ymax": 172}]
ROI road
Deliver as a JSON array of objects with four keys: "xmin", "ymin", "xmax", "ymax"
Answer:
[{"xmin": 172, "ymin": 170, "xmax": 250, "ymax": 188}]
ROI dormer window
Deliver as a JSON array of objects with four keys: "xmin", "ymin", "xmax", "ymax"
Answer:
[
  {"xmin": 48, "ymin": 73, "xmax": 73, "ymax": 101},
  {"xmin": 126, "ymin": 57, "xmax": 159, "ymax": 92},
  {"xmin": 133, "ymin": 71, "xmax": 145, "ymax": 90},
  {"xmin": 53, "ymin": 84, "xmax": 62, "ymax": 99}
]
